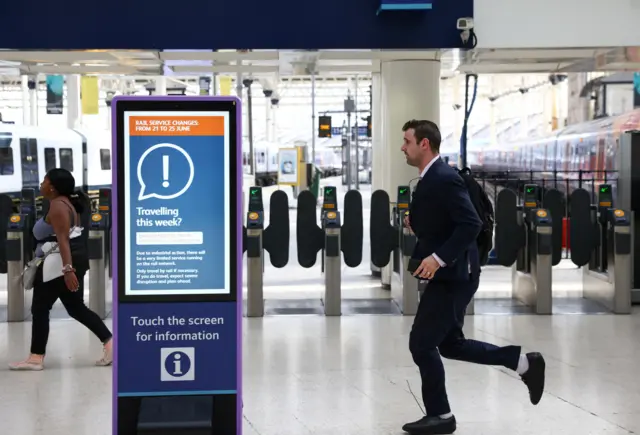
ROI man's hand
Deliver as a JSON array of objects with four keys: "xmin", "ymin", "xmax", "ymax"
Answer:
[
  {"xmin": 403, "ymin": 213, "xmax": 412, "ymax": 232},
  {"xmin": 413, "ymin": 255, "xmax": 441, "ymax": 280}
]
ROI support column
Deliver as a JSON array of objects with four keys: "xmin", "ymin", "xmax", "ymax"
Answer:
[
  {"xmin": 155, "ymin": 76, "xmax": 167, "ymax": 96},
  {"xmin": 28, "ymin": 76, "xmax": 38, "ymax": 126},
  {"xmin": 66, "ymin": 75, "xmax": 81, "ymax": 130},
  {"xmin": 380, "ymin": 59, "xmax": 440, "ymax": 287},
  {"xmin": 381, "ymin": 60, "xmax": 440, "ymax": 195},
  {"xmin": 370, "ymin": 72, "xmax": 383, "ymax": 277},
  {"xmin": 21, "ymin": 75, "xmax": 29, "ymax": 126}
]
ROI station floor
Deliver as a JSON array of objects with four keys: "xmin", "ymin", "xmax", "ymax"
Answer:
[{"xmin": 1, "ymin": 181, "xmax": 640, "ymax": 434}]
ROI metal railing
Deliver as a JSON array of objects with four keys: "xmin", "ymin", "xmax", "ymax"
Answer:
[{"xmin": 474, "ymin": 170, "xmax": 618, "ymax": 259}]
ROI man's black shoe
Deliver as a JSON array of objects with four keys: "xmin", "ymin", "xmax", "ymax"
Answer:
[
  {"xmin": 402, "ymin": 415, "xmax": 456, "ymax": 434},
  {"xmin": 521, "ymin": 352, "xmax": 545, "ymax": 405}
]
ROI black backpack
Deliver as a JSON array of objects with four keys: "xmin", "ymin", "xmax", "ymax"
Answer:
[{"xmin": 457, "ymin": 167, "xmax": 494, "ymax": 266}]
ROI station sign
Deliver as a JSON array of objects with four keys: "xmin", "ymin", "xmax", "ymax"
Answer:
[
  {"xmin": 112, "ymin": 96, "xmax": 242, "ymax": 434},
  {"xmin": 318, "ymin": 115, "xmax": 332, "ymax": 138}
]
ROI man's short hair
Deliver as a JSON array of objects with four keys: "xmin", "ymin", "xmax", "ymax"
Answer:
[{"xmin": 402, "ymin": 120, "xmax": 441, "ymax": 153}]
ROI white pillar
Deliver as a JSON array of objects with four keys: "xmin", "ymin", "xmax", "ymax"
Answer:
[
  {"xmin": 29, "ymin": 76, "xmax": 38, "ymax": 126},
  {"xmin": 380, "ymin": 59, "xmax": 440, "ymax": 287},
  {"xmin": 66, "ymin": 75, "xmax": 81, "ymax": 130},
  {"xmin": 155, "ymin": 76, "xmax": 167, "ymax": 95},
  {"xmin": 381, "ymin": 60, "xmax": 440, "ymax": 194},
  {"xmin": 21, "ymin": 75, "xmax": 29, "ymax": 126},
  {"xmin": 370, "ymin": 72, "xmax": 383, "ymax": 276}
]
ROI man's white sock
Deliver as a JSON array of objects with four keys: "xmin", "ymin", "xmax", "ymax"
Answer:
[
  {"xmin": 516, "ymin": 354, "xmax": 529, "ymax": 375},
  {"xmin": 439, "ymin": 412, "xmax": 453, "ymax": 419}
]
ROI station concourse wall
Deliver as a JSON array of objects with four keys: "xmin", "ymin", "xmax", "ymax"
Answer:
[
  {"xmin": 475, "ymin": 0, "xmax": 640, "ymax": 48},
  {"xmin": 1, "ymin": 0, "xmax": 472, "ymax": 50}
]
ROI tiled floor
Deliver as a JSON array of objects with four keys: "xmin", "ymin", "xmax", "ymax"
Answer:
[{"xmin": 1, "ymin": 307, "xmax": 640, "ymax": 434}]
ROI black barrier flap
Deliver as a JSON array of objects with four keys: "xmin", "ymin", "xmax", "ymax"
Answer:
[
  {"xmin": 263, "ymin": 190, "xmax": 290, "ymax": 268},
  {"xmin": 495, "ymin": 189, "xmax": 524, "ymax": 267},
  {"xmin": 296, "ymin": 190, "xmax": 324, "ymax": 268},
  {"xmin": 542, "ymin": 189, "xmax": 564, "ymax": 266},
  {"xmin": 248, "ymin": 186, "xmax": 264, "ymax": 212},
  {"xmin": 0, "ymin": 194, "xmax": 13, "ymax": 273},
  {"xmin": 341, "ymin": 190, "xmax": 363, "ymax": 268},
  {"xmin": 569, "ymin": 188, "xmax": 594, "ymax": 267},
  {"xmin": 370, "ymin": 190, "xmax": 398, "ymax": 268}
]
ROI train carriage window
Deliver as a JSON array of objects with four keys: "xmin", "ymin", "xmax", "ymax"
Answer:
[
  {"xmin": 100, "ymin": 149, "xmax": 111, "ymax": 170},
  {"xmin": 59, "ymin": 148, "xmax": 74, "ymax": 171},
  {"xmin": 0, "ymin": 148, "xmax": 13, "ymax": 175},
  {"xmin": 0, "ymin": 131, "xmax": 11, "ymax": 148},
  {"xmin": 44, "ymin": 148, "xmax": 56, "ymax": 172}
]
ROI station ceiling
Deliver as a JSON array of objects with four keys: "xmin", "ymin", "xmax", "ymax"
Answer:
[{"xmin": 0, "ymin": 48, "xmax": 638, "ymax": 79}]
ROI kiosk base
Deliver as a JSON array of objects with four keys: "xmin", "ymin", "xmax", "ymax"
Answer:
[{"xmin": 137, "ymin": 396, "xmax": 214, "ymax": 435}]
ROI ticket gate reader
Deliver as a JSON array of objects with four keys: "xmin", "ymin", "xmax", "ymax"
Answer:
[
  {"xmin": 320, "ymin": 186, "xmax": 338, "ymax": 273},
  {"xmin": 494, "ymin": 185, "xmax": 558, "ymax": 314},
  {"xmin": 297, "ymin": 187, "xmax": 363, "ymax": 316},
  {"xmin": 242, "ymin": 186, "xmax": 289, "ymax": 317},
  {"xmin": 87, "ymin": 212, "xmax": 110, "ymax": 319},
  {"xmin": 5, "ymin": 214, "xmax": 32, "ymax": 321},
  {"xmin": 370, "ymin": 186, "xmax": 419, "ymax": 315},
  {"xmin": 572, "ymin": 186, "xmax": 633, "ymax": 314}
]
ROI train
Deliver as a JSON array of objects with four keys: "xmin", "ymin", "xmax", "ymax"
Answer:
[
  {"xmin": 0, "ymin": 122, "xmax": 112, "ymax": 198},
  {"xmin": 450, "ymin": 108, "xmax": 640, "ymax": 199}
]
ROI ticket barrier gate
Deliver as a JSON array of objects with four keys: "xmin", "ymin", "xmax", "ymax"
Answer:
[
  {"xmin": 493, "ymin": 185, "xmax": 561, "ymax": 314},
  {"xmin": 571, "ymin": 186, "xmax": 633, "ymax": 314},
  {"xmin": 5, "ymin": 213, "xmax": 33, "ymax": 321},
  {"xmin": 242, "ymin": 187, "xmax": 289, "ymax": 317},
  {"xmin": 87, "ymin": 212, "xmax": 110, "ymax": 319},
  {"xmin": 98, "ymin": 188, "xmax": 112, "ymax": 278},
  {"xmin": 297, "ymin": 186, "xmax": 363, "ymax": 316},
  {"xmin": 369, "ymin": 187, "xmax": 419, "ymax": 315},
  {"xmin": 0, "ymin": 194, "xmax": 14, "ymax": 274}
]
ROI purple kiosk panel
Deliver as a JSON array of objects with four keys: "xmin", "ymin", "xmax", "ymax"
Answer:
[{"xmin": 111, "ymin": 96, "xmax": 242, "ymax": 435}]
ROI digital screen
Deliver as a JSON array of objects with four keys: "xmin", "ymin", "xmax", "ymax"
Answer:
[
  {"xmin": 399, "ymin": 187, "xmax": 408, "ymax": 195},
  {"xmin": 318, "ymin": 115, "xmax": 332, "ymax": 138},
  {"xmin": 526, "ymin": 186, "xmax": 535, "ymax": 193},
  {"xmin": 600, "ymin": 185, "xmax": 610, "ymax": 193},
  {"xmin": 123, "ymin": 111, "xmax": 230, "ymax": 296}
]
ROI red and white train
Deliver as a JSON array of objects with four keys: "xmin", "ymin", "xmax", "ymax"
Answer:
[{"xmin": 468, "ymin": 108, "xmax": 640, "ymax": 198}]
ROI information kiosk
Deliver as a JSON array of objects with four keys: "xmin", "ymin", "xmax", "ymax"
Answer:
[{"xmin": 112, "ymin": 96, "xmax": 242, "ymax": 435}]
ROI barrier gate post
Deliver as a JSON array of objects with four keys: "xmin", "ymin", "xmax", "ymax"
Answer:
[
  {"xmin": 88, "ymin": 212, "xmax": 109, "ymax": 319},
  {"xmin": 324, "ymin": 210, "xmax": 342, "ymax": 316},
  {"xmin": 391, "ymin": 186, "xmax": 419, "ymax": 315},
  {"xmin": 6, "ymin": 213, "xmax": 29, "ymax": 321},
  {"xmin": 242, "ymin": 186, "xmax": 289, "ymax": 317}
]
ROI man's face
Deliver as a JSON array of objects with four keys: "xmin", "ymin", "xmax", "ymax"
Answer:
[{"xmin": 401, "ymin": 128, "xmax": 424, "ymax": 167}]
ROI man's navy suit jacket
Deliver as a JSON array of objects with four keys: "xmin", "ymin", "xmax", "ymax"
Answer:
[{"xmin": 408, "ymin": 157, "xmax": 483, "ymax": 283}]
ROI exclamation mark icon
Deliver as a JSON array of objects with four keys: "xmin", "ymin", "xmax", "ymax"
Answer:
[{"xmin": 162, "ymin": 155, "xmax": 170, "ymax": 188}]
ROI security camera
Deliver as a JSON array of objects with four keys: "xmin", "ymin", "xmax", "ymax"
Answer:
[
  {"xmin": 105, "ymin": 91, "xmax": 116, "ymax": 107},
  {"xmin": 242, "ymin": 79, "xmax": 253, "ymax": 88},
  {"xmin": 457, "ymin": 17, "xmax": 474, "ymax": 30},
  {"xmin": 457, "ymin": 17, "xmax": 475, "ymax": 47},
  {"xmin": 270, "ymin": 97, "xmax": 279, "ymax": 106},
  {"xmin": 263, "ymin": 89, "xmax": 273, "ymax": 98}
]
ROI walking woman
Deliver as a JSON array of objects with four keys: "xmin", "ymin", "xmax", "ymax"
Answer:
[{"xmin": 9, "ymin": 168, "xmax": 113, "ymax": 371}]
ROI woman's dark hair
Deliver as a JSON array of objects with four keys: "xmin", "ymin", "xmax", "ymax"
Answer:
[{"xmin": 47, "ymin": 168, "xmax": 86, "ymax": 214}]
